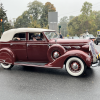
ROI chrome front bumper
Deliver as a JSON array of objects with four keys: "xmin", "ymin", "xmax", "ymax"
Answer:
[
  {"xmin": 92, "ymin": 60, "xmax": 99, "ymax": 67},
  {"xmin": 92, "ymin": 53, "xmax": 100, "ymax": 67}
]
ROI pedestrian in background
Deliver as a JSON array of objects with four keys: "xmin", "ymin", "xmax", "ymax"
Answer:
[{"xmin": 59, "ymin": 33, "xmax": 63, "ymax": 39}]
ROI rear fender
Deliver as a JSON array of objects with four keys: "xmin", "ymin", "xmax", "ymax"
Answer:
[
  {"xmin": 48, "ymin": 50, "xmax": 91, "ymax": 68},
  {"xmin": 0, "ymin": 48, "xmax": 15, "ymax": 65}
]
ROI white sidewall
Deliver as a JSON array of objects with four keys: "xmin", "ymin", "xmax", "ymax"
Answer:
[
  {"xmin": 66, "ymin": 57, "xmax": 84, "ymax": 76},
  {"xmin": 1, "ymin": 63, "xmax": 11, "ymax": 69}
]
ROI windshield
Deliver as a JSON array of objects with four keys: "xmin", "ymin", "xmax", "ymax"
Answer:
[
  {"xmin": 73, "ymin": 36, "xmax": 79, "ymax": 39},
  {"xmin": 88, "ymin": 34, "xmax": 95, "ymax": 38},
  {"xmin": 86, "ymin": 34, "xmax": 95, "ymax": 38},
  {"xmin": 44, "ymin": 32, "xmax": 58, "ymax": 40}
]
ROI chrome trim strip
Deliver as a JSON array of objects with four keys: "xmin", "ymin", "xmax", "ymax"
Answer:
[
  {"xmin": 0, "ymin": 43, "xmax": 26, "ymax": 45},
  {"xmin": 61, "ymin": 43, "xmax": 86, "ymax": 46},
  {"xmin": 72, "ymin": 46, "xmax": 80, "ymax": 49},
  {"xmin": 10, "ymin": 44, "xmax": 26, "ymax": 45},
  {"xmin": 14, "ymin": 63, "xmax": 61, "ymax": 69},
  {"xmin": 27, "ymin": 44, "xmax": 48, "ymax": 45},
  {"xmin": 64, "ymin": 46, "xmax": 71, "ymax": 49},
  {"xmin": 0, "ymin": 42, "xmax": 87, "ymax": 45},
  {"xmin": 0, "ymin": 43, "xmax": 12, "ymax": 44},
  {"xmin": 27, "ymin": 43, "xmax": 86, "ymax": 46}
]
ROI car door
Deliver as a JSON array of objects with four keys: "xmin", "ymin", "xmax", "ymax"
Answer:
[
  {"xmin": 27, "ymin": 33, "xmax": 49, "ymax": 62},
  {"xmin": 10, "ymin": 33, "xmax": 27, "ymax": 61}
]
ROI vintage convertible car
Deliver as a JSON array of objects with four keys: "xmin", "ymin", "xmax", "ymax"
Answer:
[{"xmin": 0, "ymin": 28, "xmax": 99, "ymax": 76}]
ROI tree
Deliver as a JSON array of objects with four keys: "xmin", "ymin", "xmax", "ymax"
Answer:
[
  {"xmin": 14, "ymin": 0, "xmax": 43, "ymax": 28},
  {"xmin": 93, "ymin": 11, "xmax": 100, "ymax": 29},
  {"xmin": 14, "ymin": 1, "xmax": 56, "ymax": 29},
  {"xmin": 58, "ymin": 16, "xmax": 68, "ymax": 37},
  {"xmin": 14, "ymin": 16, "xmax": 23, "ymax": 28},
  {"xmin": 67, "ymin": 1, "xmax": 96, "ymax": 36},
  {"xmin": 29, "ymin": 15, "xmax": 40, "ymax": 28},
  {"xmin": 68, "ymin": 16, "xmax": 81, "ymax": 36},
  {"xmin": 80, "ymin": 2, "xmax": 93, "ymax": 30},
  {"xmin": 81, "ymin": 1, "xmax": 92, "ymax": 16},
  {"xmin": 45, "ymin": 2, "xmax": 56, "ymax": 12},
  {"xmin": 68, "ymin": 16, "xmax": 75, "ymax": 21},
  {"xmin": 14, "ymin": 11, "xmax": 30, "ymax": 28},
  {"xmin": 90, "ymin": 11, "xmax": 100, "ymax": 36},
  {"xmin": 40, "ymin": 2, "xmax": 56, "ymax": 28},
  {"xmin": 27, "ymin": 0, "xmax": 43, "ymax": 20},
  {"xmin": 0, "ymin": 3, "xmax": 12, "ymax": 36}
]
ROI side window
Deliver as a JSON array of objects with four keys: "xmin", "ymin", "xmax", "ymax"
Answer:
[
  {"xmin": 29, "ymin": 33, "xmax": 36, "ymax": 41},
  {"xmin": 12, "ymin": 33, "xmax": 26, "ymax": 41},
  {"xmin": 29, "ymin": 33, "xmax": 46, "ymax": 41}
]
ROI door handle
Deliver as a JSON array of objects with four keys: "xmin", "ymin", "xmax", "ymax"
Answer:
[
  {"xmin": 10, "ymin": 44, "xmax": 13, "ymax": 46},
  {"xmin": 27, "ymin": 44, "xmax": 30, "ymax": 47}
]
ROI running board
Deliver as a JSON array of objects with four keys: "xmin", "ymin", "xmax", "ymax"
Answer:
[{"xmin": 14, "ymin": 62, "xmax": 61, "ymax": 69}]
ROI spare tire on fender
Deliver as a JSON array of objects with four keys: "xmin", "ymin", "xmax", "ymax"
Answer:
[{"xmin": 47, "ymin": 44, "xmax": 66, "ymax": 62}]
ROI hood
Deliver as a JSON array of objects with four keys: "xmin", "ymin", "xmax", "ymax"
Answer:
[{"xmin": 49, "ymin": 38, "xmax": 91, "ymax": 45}]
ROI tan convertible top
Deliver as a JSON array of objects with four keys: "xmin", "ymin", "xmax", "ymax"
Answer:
[{"xmin": 0, "ymin": 28, "xmax": 55, "ymax": 42}]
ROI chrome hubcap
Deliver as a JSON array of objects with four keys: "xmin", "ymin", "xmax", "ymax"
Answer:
[
  {"xmin": 70, "ymin": 61, "xmax": 81, "ymax": 72},
  {"xmin": 72, "ymin": 63, "xmax": 79, "ymax": 70},
  {"xmin": 52, "ymin": 51, "xmax": 60, "ymax": 59}
]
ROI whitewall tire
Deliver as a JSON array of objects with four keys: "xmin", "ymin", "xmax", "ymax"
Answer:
[
  {"xmin": 66, "ymin": 57, "xmax": 86, "ymax": 76},
  {"xmin": 1, "ymin": 63, "xmax": 13, "ymax": 69}
]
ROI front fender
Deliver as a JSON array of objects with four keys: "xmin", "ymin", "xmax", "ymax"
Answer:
[
  {"xmin": 0, "ymin": 48, "xmax": 15, "ymax": 64},
  {"xmin": 48, "ymin": 50, "xmax": 91, "ymax": 68}
]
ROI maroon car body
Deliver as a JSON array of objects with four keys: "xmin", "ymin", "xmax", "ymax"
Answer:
[{"xmin": 0, "ymin": 28, "xmax": 99, "ymax": 76}]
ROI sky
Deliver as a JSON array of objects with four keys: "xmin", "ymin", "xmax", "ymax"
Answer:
[{"xmin": 1, "ymin": 0, "xmax": 100, "ymax": 22}]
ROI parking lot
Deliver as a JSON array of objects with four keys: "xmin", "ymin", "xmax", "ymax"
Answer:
[{"xmin": 0, "ymin": 44, "xmax": 100, "ymax": 100}]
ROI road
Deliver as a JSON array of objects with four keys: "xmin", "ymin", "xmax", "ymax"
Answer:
[{"xmin": 0, "ymin": 44, "xmax": 100, "ymax": 100}]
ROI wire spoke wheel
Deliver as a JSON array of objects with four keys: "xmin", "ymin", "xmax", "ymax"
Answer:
[
  {"xmin": 70, "ymin": 61, "xmax": 81, "ymax": 72},
  {"xmin": 66, "ymin": 57, "xmax": 86, "ymax": 76}
]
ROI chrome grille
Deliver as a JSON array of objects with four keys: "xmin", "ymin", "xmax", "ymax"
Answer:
[{"xmin": 89, "ymin": 41, "xmax": 96, "ymax": 57}]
